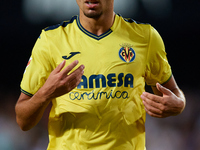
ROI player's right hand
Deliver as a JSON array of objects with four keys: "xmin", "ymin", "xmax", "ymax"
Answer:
[{"xmin": 39, "ymin": 60, "xmax": 85, "ymax": 100}]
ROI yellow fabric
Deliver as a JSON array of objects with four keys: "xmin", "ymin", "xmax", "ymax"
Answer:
[{"xmin": 20, "ymin": 14, "xmax": 171, "ymax": 150}]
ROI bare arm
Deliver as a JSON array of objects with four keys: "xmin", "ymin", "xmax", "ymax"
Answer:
[
  {"xmin": 15, "ymin": 60, "xmax": 84, "ymax": 131},
  {"xmin": 141, "ymin": 75, "xmax": 186, "ymax": 118}
]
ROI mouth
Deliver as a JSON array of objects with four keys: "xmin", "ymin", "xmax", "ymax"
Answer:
[
  {"xmin": 86, "ymin": 0, "xmax": 99, "ymax": 4},
  {"xmin": 87, "ymin": 2, "xmax": 98, "ymax": 4},
  {"xmin": 85, "ymin": 1, "xmax": 99, "ymax": 8}
]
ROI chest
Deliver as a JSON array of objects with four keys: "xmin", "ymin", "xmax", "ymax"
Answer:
[{"xmin": 50, "ymin": 32, "xmax": 148, "ymax": 78}]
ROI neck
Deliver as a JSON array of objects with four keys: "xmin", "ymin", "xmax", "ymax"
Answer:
[{"xmin": 79, "ymin": 12, "xmax": 115, "ymax": 36}]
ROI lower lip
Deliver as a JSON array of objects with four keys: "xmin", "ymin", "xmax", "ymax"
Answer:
[{"xmin": 86, "ymin": 3, "xmax": 99, "ymax": 9}]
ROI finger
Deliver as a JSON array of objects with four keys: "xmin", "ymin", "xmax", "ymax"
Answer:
[
  {"xmin": 69, "ymin": 64, "xmax": 85, "ymax": 76},
  {"xmin": 63, "ymin": 65, "xmax": 84, "ymax": 90},
  {"xmin": 66, "ymin": 75, "xmax": 82, "ymax": 91},
  {"xmin": 145, "ymin": 106, "xmax": 171, "ymax": 118},
  {"xmin": 141, "ymin": 92, "xmax": 161, "ymax": 103},
  {"xmin": 53, "ymin": 60, "xmax": 66, "ymax": 74},
  {"xmin": 61, "ymin": 60, "xmax": 79, "ymax": 76},
  {"xmin": 143, "ymin": 99, "xmax": 162, "ymax": 113},
  {"xmin": 65, "ymin": 66, "xmax": 84, "ymax": 83},
  {"xmin": 142, "ymin": 95, "xmax": 164, "ymax": 111},
  {"xmin": 143, "ymin": 100, "xmax": 165, "ymax": 118},
  {"xmin": 145, "ymin": 107, "xmax": 163, "ymax": 118},
  {"xmin": 156, "ymin": 83, "xmax": 172, "ymax": 96}
]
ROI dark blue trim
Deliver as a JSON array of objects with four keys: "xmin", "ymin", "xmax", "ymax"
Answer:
[
  {"xmin": 124, "ymin": 18, "xmax": 149, "ymax": 25},
  {"xmin": 151, "ymin": 73, "xmax": 173, "ymax": 87},
  {"xmin": 116, "ymin": 13, "xmax": 148, "ymax": 25},
  {"xmin": 161, "ymin": 73, "xmax": 173, "ymax": 85},
  {"xmin": 76, "ymin": 16, "xmax": 112, "ymax": 41},
  {"xmin": 44, "ymin": 24, "xmax": 60, "ymax": 31},
  {"xmin": 21, "ymin": 89, "xmax": 33, "ymax": 97},
  {"xmin": 61, "ymin": 16, "xmax": 77, "ymax": 27},
  {"xmin": 44, "ymin": 16, "xmax": 77, "ymax": 31}
]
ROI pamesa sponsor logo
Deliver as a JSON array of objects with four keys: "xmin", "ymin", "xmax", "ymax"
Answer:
[{"xmin": 69, "ymin": 73, "xmax": 134, "ymax": 100}]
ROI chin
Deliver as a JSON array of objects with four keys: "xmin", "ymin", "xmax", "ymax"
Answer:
[{"xmin": 84, "ymin": 11, "xmax": 103, "ymax": 19}]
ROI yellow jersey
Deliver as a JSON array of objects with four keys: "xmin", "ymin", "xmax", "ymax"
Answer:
[{"xmin": 21, "ymin": 14, "xmax": 172, "ymax": 150}]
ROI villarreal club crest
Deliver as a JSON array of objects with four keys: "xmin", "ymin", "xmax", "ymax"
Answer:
[{"xmin": 119, "ymin": 43, "xmax": 136, "ymax": 63}]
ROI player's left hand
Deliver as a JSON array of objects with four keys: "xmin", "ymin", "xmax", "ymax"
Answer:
[{"xmin": 140, "ymin": 83, "xmax": 184, "ymax": 118}]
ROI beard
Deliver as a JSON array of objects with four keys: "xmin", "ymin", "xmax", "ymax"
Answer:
[{"xmin": 83, "ymin": 10, "xmax": 103, "ymax": 19}]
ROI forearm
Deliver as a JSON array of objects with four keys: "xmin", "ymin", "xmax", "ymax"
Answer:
[
  {"xmin": 171, "ymin": 88, "xmax": 186, "ymax": 113},
  {"xmin": 15, "ymin": 91, "xmax": 51, "ymax": 131}
]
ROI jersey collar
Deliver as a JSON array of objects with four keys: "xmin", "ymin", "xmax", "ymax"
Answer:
[{"xmin": 76, "ymin": 16, "xmax": 113, "ymax": 41}]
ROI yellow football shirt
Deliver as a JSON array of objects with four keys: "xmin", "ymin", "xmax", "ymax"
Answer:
[{"xmin": 21, "ymin": 14, "xmax": 172, "ymax": 150}]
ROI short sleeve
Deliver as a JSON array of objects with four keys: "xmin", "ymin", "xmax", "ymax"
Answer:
[
  {"xmin": 145, "ymin": 26, "xmax": 172, "ymax": 86},
  {"xmin": 20, "ymin": 30, "xmax": 53, "ymax": 96}
]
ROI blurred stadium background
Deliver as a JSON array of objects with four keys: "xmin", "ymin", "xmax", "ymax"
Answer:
[{"xmin": 0, "ymin": 0, "xmax": 200, "ymax": 149}]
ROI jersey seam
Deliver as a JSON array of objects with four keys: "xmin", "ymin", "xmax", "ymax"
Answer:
[
  {"xmin": 144, "ymin": 25, "xmax": 152, "ymax": 84},
  {"xmin": 42, "ymin": 30, "xmax": 54, "ymax": 72}
]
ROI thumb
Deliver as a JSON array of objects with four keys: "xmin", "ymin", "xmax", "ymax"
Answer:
[{"xmin": 156, "ymin": 83, "xmax": 172, "ymax": 96}]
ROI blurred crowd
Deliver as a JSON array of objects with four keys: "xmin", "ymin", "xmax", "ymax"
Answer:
[
  {"xmin": 146, "ymin": 87, "xmax": 200, "ymax": 150},
  {"xmin": 0, "ymin": 87, "xmax": 199, "ymax": 150}
]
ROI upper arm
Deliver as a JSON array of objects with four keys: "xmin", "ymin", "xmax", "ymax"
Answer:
[{"xmin": 145, "ymin": 26, "xmax": 172, "ymax": 86}]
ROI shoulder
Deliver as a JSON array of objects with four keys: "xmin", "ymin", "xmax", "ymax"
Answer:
[
  {"xmin": 43, "ymin": 16, "xmax": 77, "ymax": 35},
  {"xmin": 115, "ymin": 14, "xmax": 153, "ymax": 43},
  {"xmin": 117, "ymin": 14, "xmax": 151, "ymax": 31}
]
